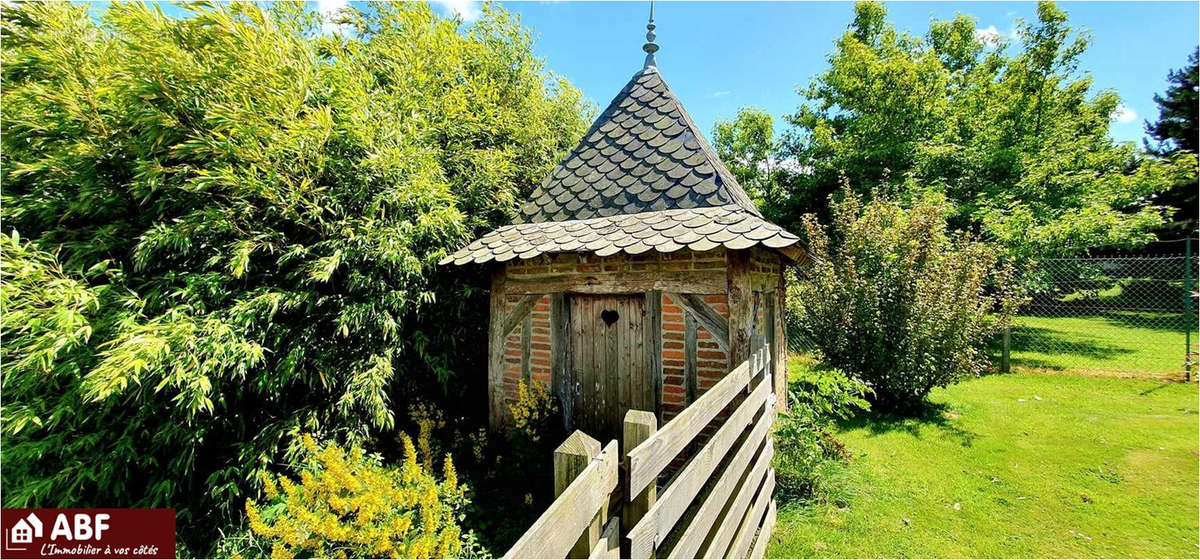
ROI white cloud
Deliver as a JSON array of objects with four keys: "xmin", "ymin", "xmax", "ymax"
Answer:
[
  {"xmin": 432, "ymin": 0, "xmax": 482, "ymax": 23},
  {"xmin": 317, "ymin": 0, "xmax": 350, "ymax": 35},
  {"xmin": 974, "ymin": 25, "xmax": 1006, "ymax": 46},
  {"xmin": 1111, "ymin": 104, "xmax": 1138, "ymax": 124},
  {"xmin": 711, "ymin": 91, "xmax": 732, "ymax": 98}
]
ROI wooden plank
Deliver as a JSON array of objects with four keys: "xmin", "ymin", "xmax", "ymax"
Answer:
[
  {"xmin": 665, "ymin": 394, "xmax": 776, "ymax": 559},
  {"xmin": 627, "ymin": 358, "xmax": 751, "ymax": 498},
  {"xmin": 632, "ymin": 295, "xmax": 649, "ymax": 412},
  {"xmin": 645, "ymin": 291, "xmax": 663, "ymax": 424},
  {"xmin": 728, "ymin": 470, "xmax": 776, "ymax": 560},
  {"xmin": 488, "ymin": 268, "xmax": 508, "ymax": 428},
  {"xmin": 521, "ymin": 313, "xmax": 533, "ymax": 384},
  {"xmin": 684, "ymin": 312, "xmax": 698, "ymax": 405},
  {"xmin": 749, "ymin": 500, "xmax": 777, "ymax": 560},
  {"xmin": 604, "ymin": 297, "xmax": 620, "ymax": 436},
  {"xmin": 700, "ymin": 439, "xmax": 775, "ymax": 559},
  {"xmin": 583, "ymin": 297, "xmax": 596, "ymax": 434},
  {"xmin": 665, "ymin": 292, "xmax": 731, "ymax": 354},
  {"xmin": 588, "ymin": 516, "xmax": 620, "ymax": 560},
  {"xmin": 501, "ymin": 294, "xmax": 542, "ymax": 339},
  {"xmin": 623, "ymin": 410, "xmax": 658, "ymax": 559},
  {"xmin": 554, "ymin": 432, "xmax": 604, "ymax": 558},
  {"xmin": 726, "ymin": 250, "xmax": 753, "ymax": 371},
  {"xmin": 552, "ymin": 293, "xmax": 573, "ymax": 432},
  {"xmin": 504, "ymin": 440, "xmax": 619, "ymax": 559},
  {"xmin": 569, "ymin": 296, "xmax": 588, "ymax": 437},
  {"xmin": 626, "ymin": 382, "xmax": 769, "ymax": 555},
  {"xmin": 506, "ymin": 270, "xmax": 726, "ymax": 296}
]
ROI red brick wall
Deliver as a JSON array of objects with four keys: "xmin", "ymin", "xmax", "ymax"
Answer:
[
  {"xmin": 660, "ymin": 293, "xmax": 729, "ymax": 423},
  {"xmin": 501, "ymin": 294, "xmax": 551, "ymax": 402}
]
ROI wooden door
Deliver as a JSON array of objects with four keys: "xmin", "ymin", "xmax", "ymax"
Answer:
[{"xmin": 567, "ymin": 294, "xmax": 652, "ymax": 439}]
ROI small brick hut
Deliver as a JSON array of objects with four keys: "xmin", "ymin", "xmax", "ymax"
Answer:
[{"xmin": 442, "ymin": 18, "xmax": 806, "ymax": 440}]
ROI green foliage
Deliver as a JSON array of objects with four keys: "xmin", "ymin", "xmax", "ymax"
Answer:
[
  {"xmin": 1144, "ymin": 48, "xmax": 1198, "ymax": 237},
  {"xmin": 777, "ymin": 1, "xmax": 1194, "ymax": 257},
  {"xmin": 712, "ymin": 107, "xmax": 782, "ymax": 207},
  {"xmin": 0, "ymin": 1, "xmax": 586, "ymax": 551},
  {"xmin": 217, "ymin": 434, "xmax": 485, "ymax": 559},
  {"xmin": 790, "ymin": 191, "xmax": 1024, "ymax": 411},
  {"xmin": 773, "ymin": 357, "xmax": 871, "ymax": 503}
]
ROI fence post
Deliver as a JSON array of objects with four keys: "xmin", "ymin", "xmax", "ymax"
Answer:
[
  {"xmin": 1185, "ymin": 235, "xmax": 1194, "ymax": 382},
  {"xmin": 623, "ymin": 410, "xmax": 657, "ymax": 558},
  {"xmin": 555, "ymin": 430, "xmax": 603, "ymax": 558},
  {"xmin": 1001, "ymin": 326, "xmax": 1011, "ymax": 374}
]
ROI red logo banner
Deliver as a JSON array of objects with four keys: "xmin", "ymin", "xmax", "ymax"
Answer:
[{"xmin": 1, "ymin": 509, "xmax": 175, "ymax": 559}]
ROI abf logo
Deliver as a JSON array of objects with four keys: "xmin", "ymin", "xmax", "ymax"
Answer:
[
  {"xmin": 6, "ymin": 512, "xmax": 109, "ymax": 549},
  {"xmin": 10, "ymin": 513, "xmax": 43, "ymax": 545},
  {"xmin": 1, "ymin": 508, "xmax": 175, "ymax": 559}
]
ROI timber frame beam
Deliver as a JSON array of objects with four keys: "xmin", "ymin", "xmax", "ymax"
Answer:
[
  {"xmin": 500, "ymin": 294, "xmax": 543, "ymax": 339},
  {"xmin": 662, "ymin": 292, "xmax": 730, "ymax": 354},
  {"xmin": 505, "ymin": 270, "xmax": 725, "ymax": 296}
]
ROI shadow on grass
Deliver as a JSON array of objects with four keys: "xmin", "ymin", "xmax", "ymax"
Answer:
[
  {"xmin": 985, "ymin": 323, "xmax": 1137, "ymax": 370},
  {"xmin": 836, "ymin": 401, "xmax": 979, "ymax": 448},
  {"xmin": 1024, "ymin": 308, "xmax": 1194, "ymax": 333},
  {"xmin": 1137, "ymin": 382, "xmax": 1176, "ymax": 396},
  {"xmin": 1027, "ymin": 277, "xmax": 1191, "ymax": 321}
]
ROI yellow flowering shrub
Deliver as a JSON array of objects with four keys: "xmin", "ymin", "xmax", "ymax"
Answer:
[
  {"xmin": 506, "ymin": 380, "xmax": 558, "ymax": 442},
  {"xmin": 409, "ymin": 403, "xmax": 447, "ymax": 472},
  {"xmin": 223, "ymin": 434, "xmax": 482, "ymax": 559}
]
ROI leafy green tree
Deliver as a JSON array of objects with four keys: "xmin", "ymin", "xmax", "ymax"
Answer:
[
  {"xmin": 1145, "ymin": 48, "xmax": 1199, "ymax": 237},
  {"xmin": 777, "ymin": 1, "xmax": 1193, "ymax": 257},
  {"xmin": 0, "ymin": 1, "xmax": 586, "ymax": 551},
  {"xmin": 712, "ymin": 107, "xmax": 781, "ymax": 209}
]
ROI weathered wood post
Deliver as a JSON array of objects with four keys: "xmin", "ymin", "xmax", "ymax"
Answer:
[
  {"xmin": 726, "ymin": 250, "xmax": 753, "ymax": 370},
  {"xmin": 488, "ymin": 268, "xmax": 508, "ymax": 428},
  {"xmin": 623, "ymin": 409, "xmax": 657, "ymax": 558},
  {"xmin": 555, "ymin": 430, "xmax": 604, "ymax": 558}
]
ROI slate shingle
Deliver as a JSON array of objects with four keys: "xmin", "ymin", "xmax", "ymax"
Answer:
[
  {"xmin": 517, "ymin": 68, "xmax": 760, "ymax": 224},
  {"xmin": 442, "ymin": 206, "xmax": 801, "ymax": 265}
]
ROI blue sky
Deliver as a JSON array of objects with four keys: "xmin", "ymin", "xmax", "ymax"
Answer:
[
  {"xmin": 422, "ymin": 1, "xmax": 1197, "ymax": 146},
  {"xmin": 94, "ymin": 1, "xmax": 1198, "ymax": 146}
]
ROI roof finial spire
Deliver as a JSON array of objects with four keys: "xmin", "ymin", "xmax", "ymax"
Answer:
[{"xmin": 642, "ymin": 0, "xmax": 658, "ymax": 69}]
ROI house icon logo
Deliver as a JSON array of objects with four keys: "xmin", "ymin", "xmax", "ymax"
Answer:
[{"xmin": 6, "ymin": 513, "xmax": 43, "ymax": 550}]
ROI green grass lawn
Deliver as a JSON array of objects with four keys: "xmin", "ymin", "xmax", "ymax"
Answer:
[
  {"xmin": 767, "ymin": 367, "xmax": 1199, "ymax": 558},
  {"xmin": 1007, "ymin": 313, "xmax": 1197, "ymax": 380}
]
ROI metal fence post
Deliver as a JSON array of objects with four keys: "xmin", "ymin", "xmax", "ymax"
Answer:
[
  {"xmin": 1185, "ymin": 236, "xmax": 1194, "ymax": 382},
  {"xmin": 1001, "ymin": 326, "xmax": 1011, "ymax": 373}
]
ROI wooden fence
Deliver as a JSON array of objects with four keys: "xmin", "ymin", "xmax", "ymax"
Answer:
[{"xmin": 504, "ymin": 346, "xmax": 777, "ymax": 559}]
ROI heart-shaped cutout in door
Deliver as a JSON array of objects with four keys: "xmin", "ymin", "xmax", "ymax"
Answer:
[{"xmin": 600, "ymin": 309, "xmax": 619, "ymax": 326}]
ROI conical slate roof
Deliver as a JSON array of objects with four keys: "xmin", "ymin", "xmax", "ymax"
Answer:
[
  {"xmin": 518, "ymin": 67, "xmax": 761, "ymax": 223},
  {"xmin": 442, "ymin": 54, "xmax": 803, "ymax": 266}
]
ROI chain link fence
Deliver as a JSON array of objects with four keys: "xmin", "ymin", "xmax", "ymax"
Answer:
[{"xmin": 1006, "ymin": 244, "xmax": 1198, "ymax": 380}]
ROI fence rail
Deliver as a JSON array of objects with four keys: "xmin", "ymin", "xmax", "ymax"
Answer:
[{"xmin": 505, "ymin": 345, "xmax": 776, "ymax": 559}]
